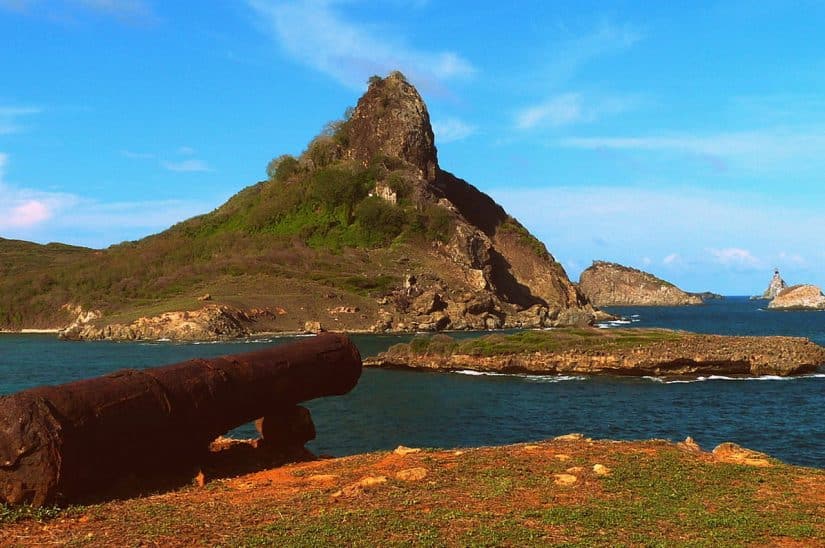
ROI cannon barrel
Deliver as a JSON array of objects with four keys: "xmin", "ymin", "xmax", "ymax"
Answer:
[{"xmin": 0, "ymin": 332, "xmax": 362, "ymax": 506}]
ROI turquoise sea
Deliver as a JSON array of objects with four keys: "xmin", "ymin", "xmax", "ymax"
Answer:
[{"xmin": 1, "ymin": 297, "xmax": 823, "ymax": 467}]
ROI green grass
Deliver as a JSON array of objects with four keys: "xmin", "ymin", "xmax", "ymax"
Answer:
[
  {"xmin": 0, "ymin": 503, "xmax": 68, "ymax": 524},
  {"xmin": 396, "ymin": 328, "xmax": 684, "ymax": 358}
]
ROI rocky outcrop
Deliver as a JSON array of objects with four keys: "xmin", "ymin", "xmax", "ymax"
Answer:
[
  {"xmin": 346, "ymin": 71, "xmax": 438, "ymax": 181},
  {"xmin": 366, "ymin": 328, "xmax": 825, "ymax": 377},
  {"xmin": 578, "ymin": 261, "xmax": 703, "ymax": 306},
  {"xmin": 349, "ymin": 72, "xmax": 595, "ymax": 332},
  {"xmin": 59, "ymin": 305, "xmax": 254, "ymax": 341},
  {"xmin": 762, "ymin": 269, "xmax": 787, "ymax": 299},
  {"xmin": 768, "ymin": 285, "xmax": 825, "ymax": 310}
]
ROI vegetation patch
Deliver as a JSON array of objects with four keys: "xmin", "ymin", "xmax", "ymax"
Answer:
[{"xmin": 395, "ymin": 328, "xmax": 685, "ymax": 358}]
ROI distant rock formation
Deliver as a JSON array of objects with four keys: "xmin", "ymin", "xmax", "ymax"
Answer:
[
  {"xmin": 577, "ymin": 261, "xmax": 703, "ymax": 306},
  {"xmin": 762, "ymin": 269, "xmax": 787, "ymax": 299},
  {"xmin": 768, "ymin": 284, "xmax": 825, "ymax": 310}
]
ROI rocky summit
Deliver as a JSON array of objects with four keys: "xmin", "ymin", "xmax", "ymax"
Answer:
[
  {"xmin": 577, "ymin": 261, "xmax": 702, "ymax": 307},
  {"xmin": 762, "ymin": 269, "xmax": 787, "ymax": 299},
  {"xmin": 768, "ymin": 284, "xmax": 825, "ymax": 310},
  {"xmin": 0, "ymin": 72, "xmax": 594, "ymax": 340}
]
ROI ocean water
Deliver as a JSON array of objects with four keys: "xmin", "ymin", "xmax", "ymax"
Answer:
[{"xmin": 0, "ymin": 297, "xmax": 823, "ymax": 467}]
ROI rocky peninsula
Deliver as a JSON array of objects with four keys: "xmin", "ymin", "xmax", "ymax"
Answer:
[
  {"xmin": 577, "ymin": 261, "xmax": 703, "ymax": 306},
  {"xmin": 365, "ymin": 328, "xmax": 825, "ymax": 377},
  {"xmin": 768, "ymin": 284, "xmax": 825, "ymax": 310}
]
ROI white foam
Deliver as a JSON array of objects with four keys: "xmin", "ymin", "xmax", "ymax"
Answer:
[
  {"xmin": 452, "ymin": 370, "xmax": 585, "ymax": 382},
  {"xmin": 643, "ymin": 372, "xmax": 825, "ymax": 384}
]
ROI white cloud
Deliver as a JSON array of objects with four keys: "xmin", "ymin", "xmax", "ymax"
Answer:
[
  {"xmin": 247, "ymin": 0, "xmax": 475, "ymax": 90},
  {"xmin": 177, "ymin": 146, "xmax": 196, "ymax": 155},
  {"xmin": 0, "ymin": 153, "xmax": 78, "ymax": 230},
  {"xmin": 662, "ymin": 253, "xmax": 681, "ymax": 265},
  {"xmin": 432, "ymin": 117, "xmax": 476, "ymax": 143},
  {"xmin": 515, "ymin": 93, "xmax": 637, "ymax": 131},
  {"xmin": 708, "ymin": 247, "xmax": 762, "ymax": 269},
  {"xmin": 517, "ymin": 93, "xmax": 583, "ymax": 130},
  {"xmin": 162, "ymin": 159, "xmax": 212, "ymax": 173}
]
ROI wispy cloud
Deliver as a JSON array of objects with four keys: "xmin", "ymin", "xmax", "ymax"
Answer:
[
  {"xmin": 162, "ymin": 159, "xmax": 212, "ymax": 173},
  {"xmin": 515, "ymin": 93, "xmax": 636, "ymax": 130},
  {"xmin": 537, "ymin": 20, "xmax": 642, "ymax": 87},
  {"xmin": 558, "ymin": 130, "xmax": 825, "ymax": 174},
  {"xmin": 432, "ymin": 117, "xmax": 476, "ymax": 143},
  {"xmin": 0, "ymin": 153, "xmax": 77, "ymax": 230},
  {"xmin": 662, "ymin": 253, "xmax": 681, "ymax": 266},
  {"xmin": 0, "ymin": 152, "xmax": 215, "ymax": 246},
  {"xmin": 0, "ymin": 106, "xmax": 41, "ymax": 135},
  {"xmin": 708, "ymin": 247, "xmax": 762, "ymax": 270},
  {"xmin": 246, "ymin": 0, "xmax": 475, "ymax": 90}
]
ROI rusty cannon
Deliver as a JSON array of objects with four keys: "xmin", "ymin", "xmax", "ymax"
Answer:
[{"xmin": 0, "ymin": 332, "xmax": 362, "ymax": 506}]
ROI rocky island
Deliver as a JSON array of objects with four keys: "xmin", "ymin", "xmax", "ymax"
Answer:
[
  {"xmin": 577, "ymin": 261, "xmax": 703, "ymax": 306},
  {"xmin": 761, "ymin": 269, "xmax": 788, "ymax": 299},
  {"xmin": 365, "ymin": 328, "xmax": 825, "ymax": 377},
  {"xmin": 768, "ymin": 284, "xmax": 825, "ymax": 310},
  {"xmin": 0, "ymin": 72, "xmax": 597, "ymax": 341}
]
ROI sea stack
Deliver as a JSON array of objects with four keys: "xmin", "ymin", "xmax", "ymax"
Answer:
[
  {"xmin": 577, "ymin": 261, "xmax": 702, "ymax": 306},
  {"xmin": 768, "ymin": 284, "xmax": 825, "ymax": 310},
  {"xmin": 762, "ymin": 269, "xmax": 787, "ymax": 299}
]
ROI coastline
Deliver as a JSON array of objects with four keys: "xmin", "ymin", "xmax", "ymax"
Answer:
[{"xmin": 0, "ymin": 329, "xmax": 60, "ymax": 334}]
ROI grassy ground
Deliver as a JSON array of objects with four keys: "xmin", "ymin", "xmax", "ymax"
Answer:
[
  {"xmin": 399, "ymin": 328, "xmax": 685, "ymax": 358},
  {"xmin": 2, "ymin": 437, "xmax": 822, "ymax": 546}
]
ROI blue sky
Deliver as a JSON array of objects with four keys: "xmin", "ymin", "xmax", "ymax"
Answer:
[{"xmin": 2, "ymin": 0, "xmax": 825, "ymax": 294}]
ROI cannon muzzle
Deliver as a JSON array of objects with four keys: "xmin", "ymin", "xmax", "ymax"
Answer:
[{"xmin": 0, "ymin": 332, "xmax": 362, "ymax": 506}]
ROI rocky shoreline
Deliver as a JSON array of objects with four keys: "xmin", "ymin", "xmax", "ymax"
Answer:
[{"xmin": 365, "ymin": 328, "xmax": 825, "ymax": 377}]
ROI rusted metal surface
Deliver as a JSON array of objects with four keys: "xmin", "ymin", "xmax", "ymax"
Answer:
[
  {"xmin": 0, "ymin": 332, "xmax": 361, "ymax": 506},
  {"xmin": 255, "ymin": 406, "xmax": 316, "ymax": 449}
]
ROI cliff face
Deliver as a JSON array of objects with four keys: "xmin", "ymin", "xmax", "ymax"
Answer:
[
  {"xmin": 578, "ymin": 261, "xmax": 702, "ymax": 307},
  {"xmin": 762, "ymin": 270, "xmax": 787, "ymax": 299},
  {"xmin": 768, "ymin": 284, "xmax": 825, "ymax": 310}
]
